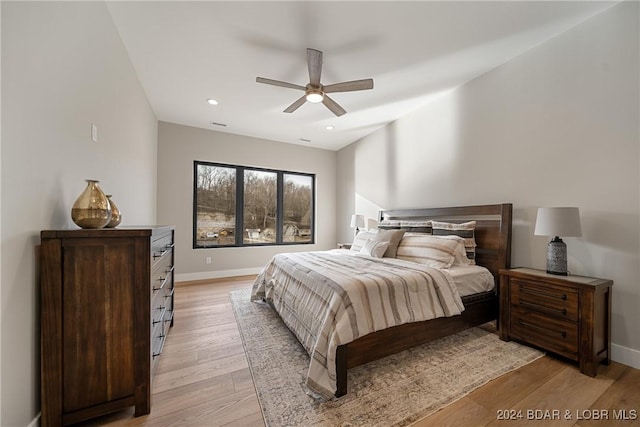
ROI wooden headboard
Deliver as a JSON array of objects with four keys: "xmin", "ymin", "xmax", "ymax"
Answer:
[{"xmin": 378, "ymin": 203, "xmax": 512, "ymax": 283}]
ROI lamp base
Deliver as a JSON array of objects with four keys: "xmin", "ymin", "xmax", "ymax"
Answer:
[{"xmin": 546, "ymin": 236, "xmax": 568, "ymax": 275}]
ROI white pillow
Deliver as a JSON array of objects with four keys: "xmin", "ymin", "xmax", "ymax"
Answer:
[
  {"xmin": 428, "ymin": 235, "xmax": 471, "ymax": 266},
  {"xmin": 350, "ymin": 231, "xmax": 378, "ymax": 252},
  {"xmin": 431, "ymin": 221, "xmax": 477, "ymax": 264},
  {"xmin": 350, "ymin": 229, "xmax": 405, "ymax": 258},
  {"xmin": 360, "ymin": 239, "xmax": 390, "ymax": 258},
  {"xmin": 396, "ymin": 234, "xmax": 467, "ymax": 269}
]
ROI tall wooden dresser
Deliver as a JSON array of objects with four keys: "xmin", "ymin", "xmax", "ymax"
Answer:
[{"xmin": 40, "ymin": 226, "xmax": 175, "ymax": 426}]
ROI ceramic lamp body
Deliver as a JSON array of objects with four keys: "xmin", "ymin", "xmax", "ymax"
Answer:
[
  {"xmin": 546, "ymin": 237, "xmax": 568, "ymax": 275},
  {"xmin": 71, "ymin": 180, "xmax": 112, "ymax": 229},
  {"xmin": 105, "ymin": 195, "xmax": 122, "ymax": 228}
]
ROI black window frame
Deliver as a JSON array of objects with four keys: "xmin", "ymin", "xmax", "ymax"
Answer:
[{"xmin": 193, "ymin": 160, "xmax": 316, "ymax": 248}]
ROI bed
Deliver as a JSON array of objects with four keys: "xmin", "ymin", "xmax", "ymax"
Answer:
[{"xmin": 251, "ymin": 203, "xmax": 512, "ymax": 399}]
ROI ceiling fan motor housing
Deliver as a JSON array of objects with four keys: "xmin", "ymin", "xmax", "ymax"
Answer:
[{"xmin": 305, "ymin": 85, "xmax": 324, "ymax": 103}]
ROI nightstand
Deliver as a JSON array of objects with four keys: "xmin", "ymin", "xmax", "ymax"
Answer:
[
  {"xmin": 337, "ymin": 243, "xmax": 352, "ymax": 249},
  {"xmin": 499, "ymin": 267, "xmax": 613, "ymax": 377}
]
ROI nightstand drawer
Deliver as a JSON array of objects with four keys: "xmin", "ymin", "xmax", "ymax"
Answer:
[
  {"xmin": 511, "ymin": 308, "xmax": 578, "ymax": 360},
  {"xmin": 511, "ymin": 279, "xmax": 578, "ymax": 321}
]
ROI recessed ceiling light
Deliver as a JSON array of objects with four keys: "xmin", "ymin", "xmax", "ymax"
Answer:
[
  {"xmin": 206, "ymin": 98, "xmax": 218, "ymax": 105},
  {"xmin": 325, "ymin": 125, "xmax": 335, "ymax": 131}
]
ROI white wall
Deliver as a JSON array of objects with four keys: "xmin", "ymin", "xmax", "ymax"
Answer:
[
  {"xmin": 0, "ymin": 3, "xmax": 3, "ymax": 424},
  {"xmin": 337, "ymin": 2, "xmax": 639, "ymax": 364},
  {"xmin": 1, "ymin": 2, "xmax": 158, "ymax": 425},
  {"xmin": 157, "ymin": 121, "xmax": 337, "ymax": 281}
]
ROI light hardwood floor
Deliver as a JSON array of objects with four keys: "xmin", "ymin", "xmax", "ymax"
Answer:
[{"xmin": 79, "ymin": 277, "xmax": 640, "ymax": 427}]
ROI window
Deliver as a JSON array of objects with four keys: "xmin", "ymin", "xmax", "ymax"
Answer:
[
  {"xmin": 243, "ymin": 169, "xmax": 277, "ymax": 244},
  {"xmin": 283, "ymin": 174, "xmax": 313, "ymax": 243},
  {"xmin": 194, "ymin": 161, "xmax": 315, "ymax": 248}
]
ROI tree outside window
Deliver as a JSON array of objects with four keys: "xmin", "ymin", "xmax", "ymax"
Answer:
[{"xmin": 194, "ymin": 161, "xmax": 315, "ymax": 248}]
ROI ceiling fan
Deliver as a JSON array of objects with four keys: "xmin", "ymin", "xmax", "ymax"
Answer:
[{"xmin": 256, "ymin": 48, "xmax": 374, "ymax": 117}]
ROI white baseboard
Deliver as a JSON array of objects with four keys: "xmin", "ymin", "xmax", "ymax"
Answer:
[
  {"xmin": 611, "ymin": 343, "xmax": 640, "ymax": 369},
  {"xmin": 175, "ymin": 268, "xmax": 262, "ymax": 283}
]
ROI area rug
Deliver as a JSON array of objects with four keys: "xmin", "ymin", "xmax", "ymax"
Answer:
[{"xmin": 230, "ymin": 288, "xmax": 543, "ymax": 427}]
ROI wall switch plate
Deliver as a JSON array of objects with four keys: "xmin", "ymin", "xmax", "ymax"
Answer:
[
  {"xmin": 205, "ymin": 256, "xmax": 212, "ymax": 264},
  {"xmin": 91, "ymin": 124, "xmax": 98, "ymax": 143}
]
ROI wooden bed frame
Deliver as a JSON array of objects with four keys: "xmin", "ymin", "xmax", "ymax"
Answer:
[{"xmin": 334, "ymin": 203, "xmax": 512, "ymax": 397}]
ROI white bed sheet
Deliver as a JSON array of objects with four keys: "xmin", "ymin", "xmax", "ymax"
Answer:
[{"xmin": 447, "ymin": 264, "xmax": 495, "ymax": 297}]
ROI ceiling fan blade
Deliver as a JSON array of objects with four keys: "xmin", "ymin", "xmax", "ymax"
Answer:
[
  {"xmin": 323, "ymin": 78, "xmax": 374, "ymax": 93},
  {"xmin": 322, "ymin": 95, "xmax": 346, "ymax": 117},
  {"xmin": 284, "ymin": 95, "xmax": 307, "ymax": 113},
  {"xmin": 307, "ymin": 48, "xmax": 322, "ymax": 87},
  {"xmin": 256, "ymin": 77, "xmax": 305, "ymax": 91}
]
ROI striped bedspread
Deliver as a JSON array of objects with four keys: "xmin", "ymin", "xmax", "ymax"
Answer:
[{"xmin": 250, "ymin": 249, "xmax": 465, "ymax": 399}]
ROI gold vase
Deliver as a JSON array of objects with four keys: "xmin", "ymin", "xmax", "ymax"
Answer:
[
  {"xmin": 105, "ymin": 195, "xmax": 122, "ymax": 228},
  {"xmin": 71, "ymin": 180, "xmax": 112, "ymax": 229}
]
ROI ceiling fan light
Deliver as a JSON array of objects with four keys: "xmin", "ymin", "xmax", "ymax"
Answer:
[{"xmin": 306, "ymin": 91, "xmax": 324, "ymax": 103}]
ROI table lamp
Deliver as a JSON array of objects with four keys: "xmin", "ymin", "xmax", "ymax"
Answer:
[
  {"xmin": 350, "ymin": 214, "xmax": 365, "ymax": 238},
  {"xmin": 534, "ymin": 207, "xmax": 582, "ymax": 275}
]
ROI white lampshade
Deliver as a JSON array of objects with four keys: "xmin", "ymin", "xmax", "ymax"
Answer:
[
  {"xmin": 534, "ymin": 207, "xmax": 582, "ymax": 237},
  {"xmin": 350, "ymin": 214, "xmax": 365, "ymax": 229}
]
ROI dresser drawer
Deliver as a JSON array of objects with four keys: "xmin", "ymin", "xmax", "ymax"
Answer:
[
  {"xmin": 510, "ymin": 307, "xmax": 578, "ymax": 360},
  {"xmin": 151, "ymin": 270, "xmax": 174, "ymax": 320},
  {"xmin": 151, "ymin": 311, "xmax": 172, "ymax": 359},
  {"xmin": 151, "ymin": 253, "xmax": 174, "ymax": 296},
  {"xmin": 151, "ymin": 231, "xmax": 174, "ymax": 269},
  {"xmin": 164, "ymin": 286, "xmax": 175, "ymax": 317},
  {"xmin": 510, "ymin": 279, "xmax": 578, "ymax": 321}
]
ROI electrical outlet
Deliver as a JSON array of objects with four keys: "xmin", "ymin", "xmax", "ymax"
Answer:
[{"xmin": 205, "ymin": 256, "xmax": 212, "ymax": 264}]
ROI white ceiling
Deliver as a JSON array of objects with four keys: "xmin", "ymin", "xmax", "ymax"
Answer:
[{"xmin": 107, "ymin": 1, "xmax": 616, "ymax": 151}]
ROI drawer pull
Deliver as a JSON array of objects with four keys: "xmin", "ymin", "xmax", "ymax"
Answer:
[
  {"xmin": 153, "ymin": 244, "xmax": 174, "ymax": 259},
  {"xmin": 152, "ymin": 306, "xmax": 167, "ymax": 325},
  {"xmin": 152, "ymin": 308, "xmax": 165, "ymax": 325},
  {"xmin": 519, "ymin": 320, "xmax": 567, "ymax": 339},
  {"xmin": 519, "ymin": 299, "xmax": 568, "ymax": 316},
  {"xmin": 152, "ymin": 335, "xmax": 167, "ymax": 358},
  {"xmin": 153, "ymin": 275, "xmax": 169, "ymax": 292}
]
